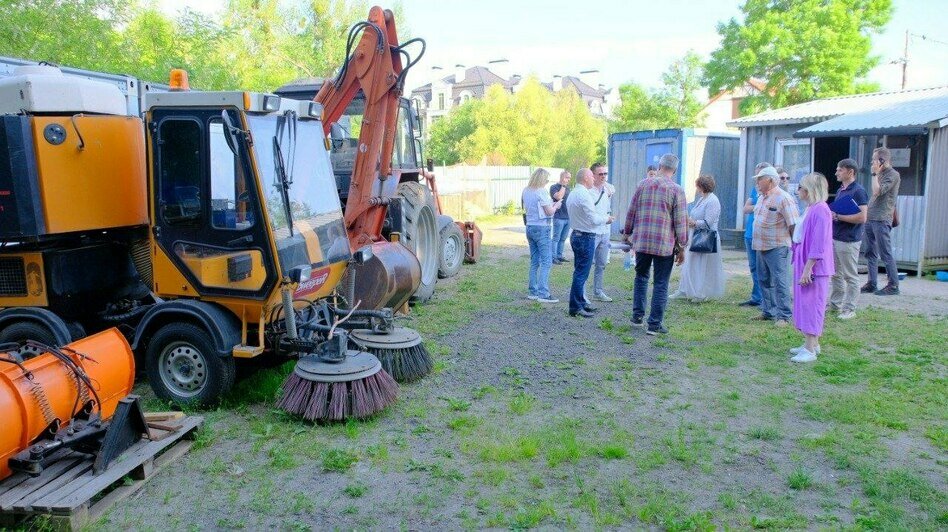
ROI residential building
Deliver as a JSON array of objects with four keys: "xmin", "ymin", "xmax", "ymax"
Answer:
[
  {"xmin": 410, "ymin": 62, "xmax": 613, "ymax": 136},
  {"xmin": 700, "ymin": 78, "xmax": 769, "ymax": 131}
]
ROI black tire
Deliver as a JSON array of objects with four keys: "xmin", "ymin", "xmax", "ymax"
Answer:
[
  {"xmin": 0, "ymin": 321, "xmax": 59, "ymax": 361},
  {"xmin": 396, "ymin": 181, "xmax": 439, "ymax": 303},
  {"xmin": 438, "ymin": 222, "xmax": 464, "ymax": 279},
  {"xmin": 145, "ymin": 322, "xmax": 235, "ymax": 407}
]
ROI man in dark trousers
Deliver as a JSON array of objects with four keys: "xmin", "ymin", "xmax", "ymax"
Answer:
[
  {"xmin": 565, "ymin": 168, "xmax": 613, "ymax": 318},
  {"xmin": 863, "ymin": 147, "xmax": 901, "ymax": 295},
  {"xmin": 623, "ymin": 154, "xmax": 688, "ymax": 335}
]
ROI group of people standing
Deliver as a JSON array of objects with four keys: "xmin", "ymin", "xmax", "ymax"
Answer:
[
  {"xmin": 738, "ymin": 147, "xmax": 901, "ymax": 362},
  {"xmin": 522, "ymin": 146, "xmax": 902, "ymax": 361},
  {"xmin": 522, "ymin": 163, "xmax": 616, "ymax": 308}
]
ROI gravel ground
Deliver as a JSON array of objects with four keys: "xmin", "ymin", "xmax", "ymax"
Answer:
[{"xmin": 93, "ymin": 220, "xmax": 945, "ymax": 530}]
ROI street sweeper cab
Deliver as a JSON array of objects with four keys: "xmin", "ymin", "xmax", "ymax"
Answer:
[{"xmin": 0, "ymin": 64, "xmax": 417, "ymax": 418}]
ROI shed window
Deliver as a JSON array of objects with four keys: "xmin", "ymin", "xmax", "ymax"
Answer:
[{"xmin": 881, "ymin": 135, "xmax": 927, "ymax": 196}]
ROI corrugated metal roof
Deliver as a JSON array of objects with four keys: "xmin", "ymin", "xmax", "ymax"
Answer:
[
  {"xmin": 727, "ymin": 86, "xmax": 948, "ymax": 128},
  {"xmin": 793, "ymin": 92, "xmax": 948, "ymax": 138}
]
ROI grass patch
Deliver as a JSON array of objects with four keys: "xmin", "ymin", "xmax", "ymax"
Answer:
[
  {"xmin": 748, "ymin": 426, "xmax": 781, "ymax": 441},
  {"xmin": 322, "ymin": 448, "xmax": 358, "ymax": 472},
  {"xmin": 787, "ymin": 467, "xmax": 814, "ymax": 490},
  {"xmin": 343, "ymin": 483, "xmax": 368, "ymax": 498},
  {"xmin": 508, "ymin": 391, "xmax": 536, "ymax": 415}
]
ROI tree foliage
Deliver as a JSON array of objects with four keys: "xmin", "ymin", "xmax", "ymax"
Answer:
[
  {"xmin": 0, "ymin": 0, "xmax": 374, "ymax": 91},
  {"xmin": 610, "ymin": 51, "xmax": 706, "ymax": 133},
  {"xmin": 704, "ymin": 0, "xmax": 892, "ymax": 112},
  {"xmin": 426, "ymin": 78, "xmax": 606, "ymax": 169}
]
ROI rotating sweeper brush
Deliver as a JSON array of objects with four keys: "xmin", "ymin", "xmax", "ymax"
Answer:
[{"xmin": 277, "ymin": 331, "xmax": 397, "ymax": 421}]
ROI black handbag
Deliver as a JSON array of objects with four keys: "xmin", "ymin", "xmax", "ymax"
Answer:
[{"xmin": 689, "ymin": 227, "xmax": 718, "ymax": 253}]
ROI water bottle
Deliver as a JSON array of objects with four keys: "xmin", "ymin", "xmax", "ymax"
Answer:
[{"xmin": 623, "ymin": 251, "xmax": 634, "ymax": 271}]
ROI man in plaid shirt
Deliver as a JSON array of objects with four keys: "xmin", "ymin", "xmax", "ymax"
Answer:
[{"xmin": 623, "ymin": 154, "xmax": 688, "ymax": 335}]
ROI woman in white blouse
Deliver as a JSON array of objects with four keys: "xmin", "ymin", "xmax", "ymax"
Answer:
[{"xmin": 672, "ymin": 174, "xmax": 726, "ymax": 302}]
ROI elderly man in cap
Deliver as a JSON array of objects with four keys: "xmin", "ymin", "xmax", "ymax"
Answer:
[
  {"xmin": 752, "ymin": 165, "xmax": 799, "ymax": 326},
  {"xmin": 623, "ymin": 154, "xmax": 688, "ymax": 335}
]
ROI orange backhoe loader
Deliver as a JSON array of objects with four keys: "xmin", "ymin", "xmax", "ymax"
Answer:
[{"xmin": 275, "ymin": 8, "xmax": 481, "ymax": 306}]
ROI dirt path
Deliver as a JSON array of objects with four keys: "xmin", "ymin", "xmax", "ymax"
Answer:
[{"xmin": 98, "ymin": 220, "xmax": 946, "ymax": 530}]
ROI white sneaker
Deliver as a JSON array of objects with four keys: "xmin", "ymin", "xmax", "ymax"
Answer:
[
  {"xmin": 537, "ymin": 297, "xmax": 559, "ymax": 304},
  {"xmin": 838, "ymin": 310, "xmax": 856, "ymax": 320},
  {"xmin": 594, "ymin": 290, "xmax": 613, "ymax": 302},
  {"xmin": 789, "ymin": 344, "xmax": 821, "ymax": 355},
  {"xmin": 791, "ymin": 349, "xmax": 817, "ymax": 363},
  {"xmin": 669, "ymin": 291, "xmax": 686, "ymax": 300},
  {"xmin": 527, "ymin": 295, "xmax": 540, "ymax": 300}
]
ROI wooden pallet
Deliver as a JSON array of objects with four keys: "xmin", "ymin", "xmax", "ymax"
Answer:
[{"xmin": 0, "ymin": 415, "xmax": 203, "ymax": 531}]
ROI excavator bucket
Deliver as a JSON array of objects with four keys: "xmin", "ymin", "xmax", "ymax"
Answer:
[{"xmin": 345, "ymin": 240, "xmax": 421, "ymax": 311}]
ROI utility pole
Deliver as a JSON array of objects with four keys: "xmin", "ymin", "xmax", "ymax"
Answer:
[{"xmin": 902, "ymin": 29, "xmax": 908, "ymax": 90}]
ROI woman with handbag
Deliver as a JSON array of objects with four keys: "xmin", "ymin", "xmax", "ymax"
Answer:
[
  {"xmin": 789, "ymin": 172, "xmax": 835, "ymax": 362},
  {"xmin": 671, "ymin": 175, "xmax": 725, "ymax": 302}
]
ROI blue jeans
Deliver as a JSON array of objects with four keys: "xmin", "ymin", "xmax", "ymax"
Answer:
[
  {"xmin": 552, "ymin": 218, "xmax": 571, "ymax": 260},
  {"xmin": 745, "ymin": 237, "xmax": 762, "ymax": 303},
  {"xmin": 633, "ymin": 252, "xmax": 675, "ymax": 329},
  {"xmin": 569, "ymin": 231, "xmax": 597, "ymax": 312},
  {"xmin": 527, "ymin": 224, "xmax": 553, "ymax": 298},
  {"xmin": 757, "ymin": 246, "xmax": 792, "ymax": 320}
]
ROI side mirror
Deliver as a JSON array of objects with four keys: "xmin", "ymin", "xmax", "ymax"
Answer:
[
  {"xmin": 352, "ymin": 246, "xmax": 373, "ymax": 265},
  {"xmin": 426, "ymin": 158, "xmax": 434, "ymax": 172},
  {"xmin": 288, "ymin": 264, "xmax": 312, "ymax": 284},
  {"xmin": 221, "ymin": 110, "xmax": 240, "ymax": 156}
]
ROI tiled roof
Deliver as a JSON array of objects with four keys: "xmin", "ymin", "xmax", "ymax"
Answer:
[{"xmin": 728, "ymin": 86, "xmax": 948, "ymax": 128}]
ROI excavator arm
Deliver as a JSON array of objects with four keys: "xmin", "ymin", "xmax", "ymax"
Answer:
[{"xmin": 314, "ymin": 6, "xmax": 406, "ymax": 250}]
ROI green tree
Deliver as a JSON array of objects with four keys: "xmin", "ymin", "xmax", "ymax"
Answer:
[
  {"xmin": 0, "ymin": 0, "xmax": 128, "ymax": 73},
  {"xmin": 427, "ymin": 98, "xmax": 482, "ymax": 165},
  {"xmin": 610, "ymin": 51, "xmax": 707, "ymax": 133},
  {"xmin": 657, "ymin": 51, "xmax": 705, "ymax": 127},
  {"xmin": 704, "ymin": 0, "xmax": 892, "ymax": 112},
  {"xmin": 426, "ymin": 78, "xmax": 605, "ymax": 168}
]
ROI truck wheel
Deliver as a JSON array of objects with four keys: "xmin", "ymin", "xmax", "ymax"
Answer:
[
  {"xmin": 396, "ymin": 181, "xmax": 438, "ymax": 303},
  {"xmin": 438, "ymin": 223, "xmax": 464, "ymax": 279},
  {"xmin": 145, "ymin": 323, "xmax": 235, "ymax": 407},
  {"xmin": 0, "ymin": 322, "xmax": 58, "ymax": 361}
]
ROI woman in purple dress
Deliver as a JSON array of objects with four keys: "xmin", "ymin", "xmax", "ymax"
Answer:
[{"xmin": 789, "ymin": 172, "xmax": 835, "ymax": 363}]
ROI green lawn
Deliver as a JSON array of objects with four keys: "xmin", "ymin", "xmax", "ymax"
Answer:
[{"xmin": 105, "ymin": 231, "xmax": 946, "ymax": 530}]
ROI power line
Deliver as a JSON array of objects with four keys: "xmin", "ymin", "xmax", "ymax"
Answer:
[{"xmin": 911, "ymin": 33, "xmax": 948, "ymax": 48}]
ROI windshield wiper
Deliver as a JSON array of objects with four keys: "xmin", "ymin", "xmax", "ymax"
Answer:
[
  {"xmin": 273, "ymin": 135, "xmax": 294, "ymax": 237},
  {"xmin": 273, "ymin": 111, "xmax": 299, "ymax": 236}
]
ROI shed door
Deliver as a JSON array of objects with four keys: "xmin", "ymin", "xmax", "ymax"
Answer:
[{"xmin": 646, "ymin": 142, "xmax": 673, "ymax": 171}]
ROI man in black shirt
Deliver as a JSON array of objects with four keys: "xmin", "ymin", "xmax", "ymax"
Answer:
[{"xmin": 550, "ymin": 170, "xmax": 572, "ymax": 264}]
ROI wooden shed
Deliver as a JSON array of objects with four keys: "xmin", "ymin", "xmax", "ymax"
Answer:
[{"xmin": 728, "ymin": 87, "xmax": 948, "ymax": 274}]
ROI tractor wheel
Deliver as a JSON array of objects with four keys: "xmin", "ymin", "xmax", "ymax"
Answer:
[
  {"xmin": 395, "ymin": 181, "xmax": 439, "ymax": 303},
  {"xmin": 145, "ymin": 322, "xmax": 235, "ymax": 407},
  {"xmin": 438, "ymin": 222, "xmax": 464, "ymax": 279},
  {"xmin": 0, "ymin": 321, "xmax": 59, "ymax": 361}
]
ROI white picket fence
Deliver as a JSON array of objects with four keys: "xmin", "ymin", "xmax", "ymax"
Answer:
[{"xmin": 432, "ymin": 165, "xmax": 565, "ymax": 218}]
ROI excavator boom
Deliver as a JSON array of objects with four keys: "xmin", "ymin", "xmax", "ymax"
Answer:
[{"xmin": 315, "ymin": 6, "xmax": 403, "ymax": 250}]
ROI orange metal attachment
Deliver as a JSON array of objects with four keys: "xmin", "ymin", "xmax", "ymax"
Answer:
[{"xmin": 0, "ymin": 328, "xmax": 135, "ymax": 479}]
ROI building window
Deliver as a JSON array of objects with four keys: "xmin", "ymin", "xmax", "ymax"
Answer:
[
  {"xmin": 775, "ymin": 138, "xmax": 811, "ymax": 185},
  {"xmin": 438, "ymin": 93, "xmax": 445, "ymax": 110},
  {"xmin": 882, "ymin": 135, "xmax": 927, "ymax": 196}
]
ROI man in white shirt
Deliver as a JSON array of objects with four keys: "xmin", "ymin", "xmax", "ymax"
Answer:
[
  {"xmin": 566, "ymin": 168, "xmax": 613, "ymax": 318},
  {"xmin": 588, "ymin": 162, "xmax": 615, "ymax": 302}
]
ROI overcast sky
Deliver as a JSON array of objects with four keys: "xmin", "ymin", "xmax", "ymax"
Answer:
[{"xmin": 158, "ymin": 0, "xmax": 948, "ymax": 94}]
